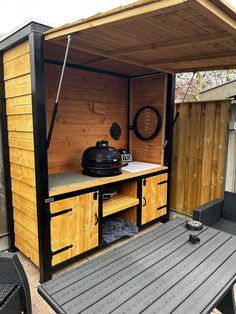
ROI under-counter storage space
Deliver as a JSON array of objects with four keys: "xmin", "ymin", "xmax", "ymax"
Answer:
[
  {"xmin": 102, "ymin": 182, "xmax": 139, "ymax": 218},
  {"xmin": 142, "ymin": 173, "xmax": 168, "ymax": 225},
  {"xmin": 50, "ymin": 192, "xmax": 99, "ymax": 265}
]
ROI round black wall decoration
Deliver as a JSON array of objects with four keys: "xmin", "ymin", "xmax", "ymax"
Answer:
[
  {"xmin": 110, "ymin": 122, "xmax": 121, "ymax": 140},
  {"xmin": 133, "ymin": 105, "xmax": 162, "ymax": 141}
]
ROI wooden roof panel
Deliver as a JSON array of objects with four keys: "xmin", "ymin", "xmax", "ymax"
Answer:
[{"xmin": 44, "ymin": 0, "xmax": 236, "ymax": 73}]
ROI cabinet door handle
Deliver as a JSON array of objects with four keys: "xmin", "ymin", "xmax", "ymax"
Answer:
[
  {"xmin": 143, "ymin": 197, "xmax": 147, "ymax": 207},
  {"xmin": 95, "ymin": 213, "xmax": 99, "ymax": 225}
]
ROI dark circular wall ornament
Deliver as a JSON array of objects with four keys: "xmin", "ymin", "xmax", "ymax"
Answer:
[
  {"xmin": 133, "ymin": 105, "xmax": 162, "ymax": 141},
  {"xmin": 110, "ymin": 122, "xmax": 121, "ymax": 140}
]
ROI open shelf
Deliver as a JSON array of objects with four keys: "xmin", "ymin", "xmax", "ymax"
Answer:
[{"xmin": 103, "ymin": 194, "xmax": 139, "ymax": 217}]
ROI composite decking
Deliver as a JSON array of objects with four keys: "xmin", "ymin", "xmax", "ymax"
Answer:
[{"xmin": 38, "ymin": 218, "xmax": 236, "ymax": 314}]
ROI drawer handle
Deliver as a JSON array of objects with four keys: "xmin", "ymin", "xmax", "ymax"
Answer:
[
  {"xmin": 95, "ymin": 213, "xmax": 99, "ymax": 225},
  {"xmin": 143, "ymin": 197, "xmax": 147, "ymax": 207}
]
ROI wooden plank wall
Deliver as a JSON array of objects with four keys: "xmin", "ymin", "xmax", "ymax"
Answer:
[
  {"xmin": 3, "ymin": 41, "xmax": 39, "ymax": 266},
  {"xmin": 131, "ymin": 74, "xmax": 167, "ymax": 164},
  {"xmin": 171, "ymin": 100, "xmax": 231, "ymax": 216},
  {"xmin": 45, "ymin": 64, "xmax": 128, "ymax": 173}
]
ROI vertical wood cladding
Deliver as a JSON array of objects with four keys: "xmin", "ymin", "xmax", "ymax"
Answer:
[
  {"xmin": 3, "ymin": 41, "xmax": 39, "ymax": 266},
  {"xmin": 171, "ymin": 100, "xmax": 230, "ymax": 216},
  {"xmin": 131, "ymin": 74, "xmax": 167, "ymax": 164},
  {"xmin": 45, "ymin": 64, "xmax": 128, "ymax": 173}
]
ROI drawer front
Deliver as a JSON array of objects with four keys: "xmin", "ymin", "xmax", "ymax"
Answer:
[
  {"xmin": 142, "ymin": 173, "xmax": 168, "ymax": 225},
  {"xmin": 50, "ymin": 192, "xmax": 99, "ymax": 265}
]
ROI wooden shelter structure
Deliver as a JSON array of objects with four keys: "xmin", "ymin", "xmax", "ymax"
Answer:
[{"xmin": 0, "ymin": 0, "xmax": 236, "ymax": 283}]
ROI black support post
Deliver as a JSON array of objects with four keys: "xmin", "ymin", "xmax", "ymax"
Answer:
[
  {"xmin": 164, "ymin": 73, "xmax": 176, "ymax": 222},
  {"xmin": 29, "ymin": 31, "xmax": 52, "ymax": 283},
  {"xmin": 0, "ymin": 52, "xmax": 15, "ymax": 251}
]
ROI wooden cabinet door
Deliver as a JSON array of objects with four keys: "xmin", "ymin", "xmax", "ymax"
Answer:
[
  {"xmin": 141, "ymin": 173, "xmax": 168, "ymax": 225},
  {"xmin": 50, "ymin": 192, "xmax": 99, "ymax": 265}
]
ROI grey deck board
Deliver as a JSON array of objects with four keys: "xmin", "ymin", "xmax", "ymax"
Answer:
[
  {"xmin": 53, "ymin": 223, "xmax": 195, "ymax": 305},
  {"xmin": 79, "ymin": 229, "xmax": 224, "ymax": 314},
  {"xmin": 38, "ymin": 218, "xmax": 236, "ymax": 314},
  {"xmin": 173, "ymin": 251, "xmax": 236, "ymax": 314},
  {"xmin": 143, "ymin": 236, "xmax": 236, "ymax": 314},
  {"xmin": 43, "ymin": 218, "xmax": 184, "ymax": 295}
]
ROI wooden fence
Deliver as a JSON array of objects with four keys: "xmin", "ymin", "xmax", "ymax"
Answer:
[{"xmin": 170, "ymin": 99, "xmax": 231, "ymax": 216}]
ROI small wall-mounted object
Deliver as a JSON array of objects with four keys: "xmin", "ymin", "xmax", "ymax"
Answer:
[
  {"xmin": 229, "ymin": 122, "xmax": 236, "ymax": 130},
  {"xmin": 92, "ymin": 102, "xmax": 107, "ymax": 116},
  {"xmin": 133, "ymin": 105, "xmax": 162, "ymax": 141},
  {"xmin": 110, "ymin": 122, "xmax": 121, "ymax": 140}
]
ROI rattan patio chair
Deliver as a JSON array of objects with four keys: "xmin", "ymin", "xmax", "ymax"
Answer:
[
  {"xmin": 0, "ymin": 252, "xmax": 32, "ymax": 313},
  {"xmin": 193, "ymin": 191, "xmax": 236, "ymax": 235}
]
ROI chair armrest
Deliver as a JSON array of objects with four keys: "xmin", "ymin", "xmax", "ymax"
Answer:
[{"xmin": 193, "ymin": 199, "xmax": 223, "ymax": 226}]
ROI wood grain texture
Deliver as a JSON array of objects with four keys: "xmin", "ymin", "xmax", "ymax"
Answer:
[
  {"xmin": 3, "ymin": 41, "xmax": 38, "ymax": 265},
  {"xmin": 3, "ymin": 41, "xmax": 30, "ymax": 63},
  {"xmin": 6, "ymin": 95, "xmax": 32, "ymax": 115},
  {"xmin": 9, "ymin": 147, "xmax": 35, "ymax": 169},
  {"xmin": 7, "ymin": 114, "xmax": 33, "ymax": 132},
  {"xmin": 4, "ymin": 74, "xmax": 31, "ymax": 98},
  {"xmin": 103, "ymin": 194, "xmax": 139, "ymax": 217},
  {"xmin": 45, "ymin": 63, "xmax": 128, "ymax": 173},
  {"xmin": 43, "ymin": 1, "xmax": 236, "ymax": 73},
  {"xmin": 171, "ymin": 100, "xmax": 231, "ymax": 215},
  {"xmin": 142, "ymin": 173, "xmax": 168, "ymax": 224},
  {"xmin": 50, "ymin": 193, "xmax": 99, "ymax": 265},
  {"xmin": 10, "ymin": 163, "xmax": 36, "ymax": 187},
  {"xmin": 131, "ymin": 74, "xmax": 166, "ymax": 164}
]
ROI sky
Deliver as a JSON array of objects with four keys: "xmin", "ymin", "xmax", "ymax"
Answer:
[{"xmin": 1, "ymin": 0, "xmax": 236, "ymax": 36}]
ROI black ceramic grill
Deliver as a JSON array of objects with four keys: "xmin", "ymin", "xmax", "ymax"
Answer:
[{"xmin": 82, "ymin": 140, "xmax": 124, "ymax": 177}]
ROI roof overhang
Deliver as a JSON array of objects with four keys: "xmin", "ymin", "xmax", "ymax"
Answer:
[{"xmin": 44, "ymin": 0, "xmax": 236, "ymax": 75}]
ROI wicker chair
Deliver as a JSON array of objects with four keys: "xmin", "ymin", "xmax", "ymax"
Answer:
[
  {"xmin": 193, "ymin": 191, "xmax": 236, "ymax": 235},
  {"xmin": 0, "ymin": 252, "xmax": 32, "ymax": 313}
]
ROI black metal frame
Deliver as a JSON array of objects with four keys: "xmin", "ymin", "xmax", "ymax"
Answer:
[
  {"xmin": 163, "ymin": 73, "xmax": 176, "ymax": 222},
  {"xmin": 29, "ymin": 31, "xmax": 52, "ymax": 283},
  {"xmin": 1, "ymin": 21, "xmax": 176, "ymax": 282},
  {"xmin": 0, "ymin": 53, "xmax": 15, "ymax": 251},
  {"xmin": 0, "ymin": 22, "xmax": 50, "ymax": 52}
]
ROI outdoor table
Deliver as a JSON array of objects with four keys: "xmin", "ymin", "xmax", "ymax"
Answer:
[
  {"xmin": 38, "ymin": 217, "xmax": 236, "ymax": 314},
  {"xmin": 0, "ymin": 283, "xmax": 21, "ymax": 314}
]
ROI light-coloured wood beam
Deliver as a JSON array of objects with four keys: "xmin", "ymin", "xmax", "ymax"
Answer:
[
  {"xmin": 52, "ymin": 39, "xmax": 172, "ymax": 73},
  {"xmin": 44, "ymin": 0, "xmax": 188, "ymax": 41},
  {"xmin": 188, "ymin": 0, "xmax": 236, "ymax": 36},
  {"xmin": 173, "ymin": 64, "xmax": 236, "ymax": 73},
  {"xmin": 105, "ymin": 32, "xmax": 231, "ymax": 57},
  {"xmin": 145, "ymin": 51, "xmax": 236, "ymax": 66}
]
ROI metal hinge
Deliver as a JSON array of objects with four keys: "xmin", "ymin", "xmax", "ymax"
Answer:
[
  {"xmin": 50, "ymin": 208, "xmax": 72, "ymax": 218},
  {"xmin": 158, "ymin": 180, "xmax": 168, "ymax": 185},
  {"xmin": 51, "ymin": 244, "xmax": 73, "ymax": 257},
  {"xmin": 143, "ymin": 179, "xmax": 147, "ymax": 186}
]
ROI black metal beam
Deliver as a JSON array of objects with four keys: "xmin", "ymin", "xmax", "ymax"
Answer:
[
  {"xmin": 44, "ymin": 58, "xmax": 129, "ymax": 79},
  {"xmin": 29, "ymin": 31, "xmax": 52, "ymax": 283},
  {"xmin": 130, "ymin": 71, "xmax": 163, "ymax": 79},
  {"xmin": 164, "ymin": 73, "xmax": 176, "ymax": 221},
  {"xmin": 0, "ymin": 22, "xmax": 50, "ymax": 52},
  {"xmin": 0, "ymin": 52, "xmax": 15, "ymax": 251},
  {"xmin": 127, "ymin": 78, "xmax": 131, "ymax": 153}
]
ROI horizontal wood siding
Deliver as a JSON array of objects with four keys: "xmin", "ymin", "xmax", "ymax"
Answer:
[
  {"xmin": 171, "ymin": 100, "xmax": 231, "ymax": 216},
  {"xmin": 3, "ymin": 41, "xmax": 39, "ymax": 266},
  {"xmin": 45, "ymin": 63, "xmax": 128, "ymax": 173},
  {"xmin": 131, "ymin": 74, "xmax": 166, "ymax": 164}
]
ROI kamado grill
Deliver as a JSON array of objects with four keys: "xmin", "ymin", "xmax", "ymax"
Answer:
[{"xmin": 82, "ymin": 140, "xmax": 125, "ymax": 177}]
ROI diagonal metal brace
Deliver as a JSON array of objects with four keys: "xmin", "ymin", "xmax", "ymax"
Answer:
[{"xmin": 47, "ymin": 35, "xmax": 72, "ymax": 149}]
